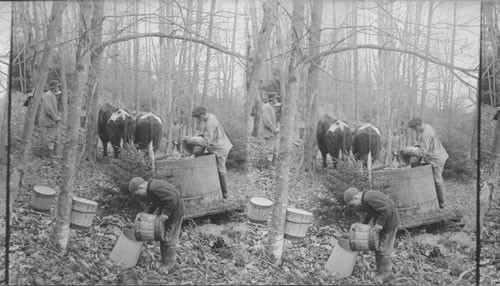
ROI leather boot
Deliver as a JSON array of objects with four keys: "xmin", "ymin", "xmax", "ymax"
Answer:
[
  {"xmin": 373, "ymin": 255, "xmax": 391, "ymax": 284},
  {"xmin": 219, "ymin": 173, "xmax": 228, "ymax": 199},
  {"xmin": 271, "ymin": 155, "xmax": 278, "ymax": 169},
  {"xmin": 435, "ymin": 184, "xmax": 445, "ymax": 208},
  {"xmin": 159, "ymin": 243, "xmax": 177, "ymax": 273},
  {"xmin": 267, "ymin": 160, "xmax": 276, "ymax": 170}
]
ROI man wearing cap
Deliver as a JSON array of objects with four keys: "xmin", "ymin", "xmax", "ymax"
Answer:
[
  {"xmin": 261, "ymin": 92, "xmax": 280, "ymax": 170},
  {"xmin": 404, "ymin": 117, "xmax": 448, "ymax": 209},
  {"xmin": 128, "ymin": 177, "xmax": 184, "ymax": 273},
  {"xmin": 40, "ymin": 80, "xmax": 62, "ymax": 158},
  {"xmin": 344, "ymin": 187, "xmax": 400, "ymax": 284},
  {"xmin": 189, "ymin": 106, "xmax": 233, "ymax": 199}
]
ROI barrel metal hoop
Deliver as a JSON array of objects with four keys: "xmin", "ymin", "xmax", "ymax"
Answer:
[{"xmin": 398, "ymin": 200, "xmax": 438, "ymax": 211}]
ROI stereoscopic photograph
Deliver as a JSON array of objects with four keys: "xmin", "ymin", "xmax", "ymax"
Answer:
[{"xmin": 0, "ymin": 0, "xmax": 496, "ymax": 285}]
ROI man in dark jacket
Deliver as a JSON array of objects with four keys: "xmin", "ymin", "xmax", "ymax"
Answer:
[
  {"xmin": 344, "ymin": 187, "xmax": 401, "ymax": 284},
  {"xmin": 129, "ymin": 177, "xmax": 185, "ymax": 273}
]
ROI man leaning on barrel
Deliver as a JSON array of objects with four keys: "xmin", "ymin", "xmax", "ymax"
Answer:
[
  {"xmin": 129, "ymin": 177, "xmax": 185, "ymax": 273},
  {"xmin": 187, "ymin": 106, "xmax": 233, "ymax": 199},
  {"xmin": 344, "ymin": 187, "xmax": 401, "ymax": 284},
  {"xmin": 403, "ymin": 117, "xmax": 449, "ymax": 209}
]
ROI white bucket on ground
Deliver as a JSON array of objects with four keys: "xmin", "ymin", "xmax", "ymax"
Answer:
[{"xmin": 324, "ymin": 239, "xmax": 358, "ymax": 278}]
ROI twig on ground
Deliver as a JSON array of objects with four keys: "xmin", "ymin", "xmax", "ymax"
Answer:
[
  {"xmin": 18, "ymin": 207, "xmax": 53, "ymax": 217},
  {"xmin": 454, "ymin": 267, "xmax": 475, "ymax": 285}
]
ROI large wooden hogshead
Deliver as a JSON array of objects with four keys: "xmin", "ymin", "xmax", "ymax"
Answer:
[
  {"xmin": 155, "ymin": 154, "xmax": 245, "ymax": 219},
  {"xmin": 372, "ymin": 164, "xmax": 460, "ymax": 229}
]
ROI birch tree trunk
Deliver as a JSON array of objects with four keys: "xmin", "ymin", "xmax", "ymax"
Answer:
[
  {"xmin": 82, "ymin": 0, "xmax": 105, "ymax": 161},
  {"xmin": 352, "ymin": 0, "xmax": 359, "ymax": 123},
  {"xmin": 419, "ymin": 2, "xmax": 434, "ymax": 117},
  {"xmin": 446, "ymin": 2, "xmax": 458, "ymax": 138},
  {"xmin": 181, "ymin": 2, "xmax": 194, "ymax": 135},
  {"xmin": 201, "ymin": 0, "xmax": 216, "ymax": 106},
  {"xmin": 246, "ymin": 0, "xmax": 277, "ymax": 139},
  {"xmin": 410, "ymin": 2, "xmax": 422, "ymax": 120},
  {"xmin": 189, "ymin": 0, "xmax": 203, "ymax": 134},
  {"xmin": 228, "ymin": 0, "xmax": 239, "ymax": 98},
  {"xmin": 52, "ymin": 0, "xmax": 92, "ymax": 254},
  {"xmin": 166, "ymin": 0, "xmax": 175, "ymax": 155},
  {"xmin": 267, "ymin": 0, "xmax": 303, "ymax": 265},
  {"xmin": 133, "ymin": 1, "xmax": 140, "ymax": 111},
  {"xmin": 301, "ymin": 0, "xmax": 323, "ymax": 172},
  {"xmin": 19, "ymin": 1, "xmax": 67, "ymax": 166}
]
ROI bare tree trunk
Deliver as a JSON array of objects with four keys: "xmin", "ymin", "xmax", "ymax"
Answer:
[
  {"xmin": 301, "ymin": 0, "xmax": 323, "ymax": 172},
  {"xmin": 52, "ymin": 0, "xmax": 92, "ymax": 254},
  {"xmin": 410, "ymin": 2, "xmax": 421, "ymax": 120},
  {"xmin": 446, "ymin": 2, "xmax": 458, "ymax": 138},
  {"xmin": 19, "ymin": 1, "xmax": 67, "ymax": 166},
  {"xmin": 246, "ymin": 0, "xmax": 277, "ymax": 139},
  {"xmin": 419, "ymin": 2, "xmax": 434, "ymax": 117},
  {"xmin": 201, "ymin": 0, "xmax": 216, "ymax": 106},
  {"xmin": 352, "ymin": 0, "xmax": 359, "ymax": 123},
  {"xmin": 164, "ymin": 0, "xmax": 177, "ymax": 155},
  {"xmin": 189, "ymin": 0, "xmax": 204, "ymax": 134},
  {"xmin": 83, "ymin": 0, "xmax": 105, "ymax": 161},
  {"xmin": 133, "ymin": 1, "xmax": 140, "ymax": 111},
  {"xmin": 267, "ymin": 0, "xmax": 303, "ymax": 265},
  {"xmin": 332, "ymin": 5, "xmax": 340, "ymax": 119},
  {"xmin": 228, "ymin": 0, "xmax": 239, "ymax": 98}
]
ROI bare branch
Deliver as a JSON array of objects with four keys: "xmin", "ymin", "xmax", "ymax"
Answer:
[
  {"xmin": 301, "ymin": 44, "xmax": 478, "ymax": 79},
  {"xmin": 97, "ymin": 32, "xmax": 246, "ymax": 62}
]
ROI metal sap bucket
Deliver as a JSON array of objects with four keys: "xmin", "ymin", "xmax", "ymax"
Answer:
[
  {"xmin": 110, "ymin": 228, "xmax": 144, "ymax": 268},
  {"xmin": 325, "ymin": 239, "xmax": 358, "ymax": 278}
]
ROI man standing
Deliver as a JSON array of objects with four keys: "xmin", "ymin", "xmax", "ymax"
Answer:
[
  {"xmin": 344, "ymin": 187, "xmax": 400, "ymax": 284},
  {"xmin": 260, "ymin": 92, "xmax": 280, "ymax": 170},
  {"xmin": 189, "ymin": 106, "xmax": 233, "ymax": 199},
  {"xmin": 129, "ymin": 177, "xmax": 184, "ymax": 273},
  {"xmin": 404, "ymin": 117, "xmax": 449, "ymax": 208},
  {"xmin": 39, "ymin": 80, "xmax": 62, "ymax": 158}
]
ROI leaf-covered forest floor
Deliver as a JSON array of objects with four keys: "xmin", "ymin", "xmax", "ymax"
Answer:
[
  {"xmin": 2, "ymin": 93, "xmax": 477, "ymax": 285},
  {"xmin": 480, "ymin": 192, "xmax": 500, "ymax": 285}
]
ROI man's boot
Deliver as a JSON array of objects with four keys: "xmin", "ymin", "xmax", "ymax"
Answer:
[
  {"xmin": 271, "ymin": 155, "xmax": 278, "ymax": 169},
  {"xmin": 435, "ymin": 184, "xmax": 445, "ymax": 209},
  {"xmin": 159, "ymin": 243, "xmax": 177, "ymax": 273},
  {"xmin": 373, "ymin": 255, "xmax": 391, "ymax": 284},
  {"xmin": 267, "ymin": 159, "xmax": 276, "ymax": 170},
  {"xmin": 219, "ymin": 173, "xmax": 228, "ymax": 199}
]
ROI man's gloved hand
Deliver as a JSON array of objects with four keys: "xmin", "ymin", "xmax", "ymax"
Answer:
[{"xmin": 373, "ymin": 224, "xmax": 383, "ymax": 233}]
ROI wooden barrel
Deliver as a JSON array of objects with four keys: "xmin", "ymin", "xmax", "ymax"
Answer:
[
  {"xmin": 70, "ymin": 197, "xmax": 98, "ymax": 231},
  {"xmin": 372, "ymin": 164, "xmax": 439, "ymax": 228},
  {"xmin": 348, "ymin": 223, "xmax": 380, "ymax": 251},
  {"xmin": 134, "ymin": 213, "xmax": 165, "ymax": 242},
  {"xmin": 156, "ymin": 154, "xmax": 223, "ymax": 210},
  {"xmin": 247, "ymin": 197, "xmax": 273, "ymax": 224},
  {"xmin": 284, "ymin": 208, "xmax": 313, "ymax": 240},
  {"xmin": 30, "ymin": 186, "xmax": 56, "ymax": 212}
]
